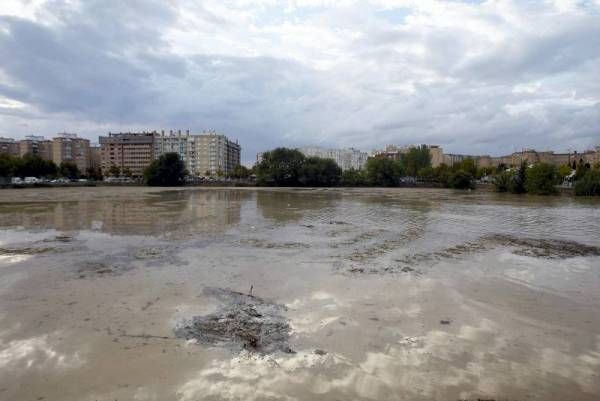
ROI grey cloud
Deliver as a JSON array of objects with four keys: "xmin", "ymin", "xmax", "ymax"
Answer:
[{"xmin": 0, "ymin": 0, "xmax": 599, "ymax": 164}]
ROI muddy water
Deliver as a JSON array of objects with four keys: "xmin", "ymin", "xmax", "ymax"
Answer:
[{"xmin": 0, "ymin": 187, "xmax": 599, "ymax": 401}]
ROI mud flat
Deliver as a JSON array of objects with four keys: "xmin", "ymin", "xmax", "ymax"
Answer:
[{"xmin": 0, "ymin": 187, "xmax": 599, "ymax": 401}]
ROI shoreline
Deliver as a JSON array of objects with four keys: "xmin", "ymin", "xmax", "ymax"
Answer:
[{"xmin": 0, "ymin": 181, "xmax": 578, "ymax": 195}]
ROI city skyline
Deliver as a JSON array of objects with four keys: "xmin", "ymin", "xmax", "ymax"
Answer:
[{"xmin": 1, "ymin": 1, "xmax": 599, "ymax": 165}]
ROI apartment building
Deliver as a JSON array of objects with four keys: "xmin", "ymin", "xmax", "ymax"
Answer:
[
  {"xmin": 192, "ymin": 132, "xmax": 241, "ymax": 176},
  {"xmin": 299, "ymin": 146, "xmax": 369, "ymax": 170},
  {"xmin": 0, "ymin": 137, "xmax": 20, "ymax": 156},
  {"xmin": 100, "ymin": 130, "xmax": 241, "ymax": 177},
  {"xmin": 52, "ymin": 133, "xmax": 90, "ymax": 172},
  {"xmin": 19, "ymin": 135, "xmax": 53, "ymax": 160},
  {"xmin": 154, "ymin": 130, "xmax": 195, "ymax": 173},
  {"xmin": 99, "ymin": 132, "xmax": 155, "ymax": 177}
]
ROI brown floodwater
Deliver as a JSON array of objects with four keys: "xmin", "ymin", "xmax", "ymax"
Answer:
[{"xmin": 0, "ymin": 187, "xmax": 599, "ymax": 401}]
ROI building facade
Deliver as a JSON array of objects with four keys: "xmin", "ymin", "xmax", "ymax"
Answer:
[
  {"xmin": 299, "ymin": 146, "xmax": 369, "ymax": 170},
  {"xmin": 52, "ymin": 133, "xmax": 90, "ymax": 172},
  {"xmin": 99, "ymin": 132, "xmax": 155, "ymax": 177},
  {"xmin": 154, "ymin": 130, "xmax": 196, "ymax": 173},
  {"xmin": 19, "ymin": 135, "xmax": 53, "ymax": 160},
  {"xmin": 191, "ymin": 132, "xmax": 241, "ymax": 176},
  {"xmin": 0, "ymin": 138, "xmax": 20, "ymax": 157},
  {"xmin": 99, "ymin": 130, "xmax": 242, "ymax": 177}
]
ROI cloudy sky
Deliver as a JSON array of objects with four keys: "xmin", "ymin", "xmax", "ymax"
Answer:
[{"xmin": 1, "ymin": 0, "xmax": 599, "ymax": 163}]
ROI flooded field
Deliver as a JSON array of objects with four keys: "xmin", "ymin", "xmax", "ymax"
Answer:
[{"xmin": 0, "ymin": 187, "xmax": 599, "ymax": 401}]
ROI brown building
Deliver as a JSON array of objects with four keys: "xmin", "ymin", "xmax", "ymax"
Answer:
[
  {"xmin": 99, "ymin": 132, "xmax": 155, "ymax": 177},
  {"xmin": 19, "ymin": 135, "xmax": 53, "ymax": 160},
  {"xmin": 0, "ymin": 137, "xmax": 20, "ymax": 156},
  {"xmin": 52, "ymin": 133, "xmax": 90, "ymax": 172}
]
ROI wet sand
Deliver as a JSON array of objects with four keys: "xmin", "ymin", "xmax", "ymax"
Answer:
[{"xmin": 0, "ymin": 187, "xmax": 599, "ymax": 401}]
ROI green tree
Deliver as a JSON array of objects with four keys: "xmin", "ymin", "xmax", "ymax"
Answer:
[
  {"xmin": 59, "ymin": 161, "xmax": 80, "ymax": 179},
  {"xmin": 340, "ymin": 168, "xmax": 367, "ymax": 186},
  {"xmin": 402, "ymin": 146, "xmax": 431, "ymax": 177},
  {"xmin": 575, "ymin": 161, "xmax": 590, "ymax": 181},
  {"xmin": 256, "ymin": 148, "xmax": 305, "ymax": 186},
  {"xmin": 417, "ymin": 166, "xmax": 435, "ymax": 181},
  {"xmin": 509, "ymin": 162, "xmax": 527, "ymax": 194},
  {"xmin": 0, "ymin": 154, "xmax": 18, "ymax": 177},
  {"xmin": 16, "ymin": 153, "xmax": 57, "ymax": 178},
  {"xmin": 85, "ymin": 167, "xmax": 103, "ymax": 180},
  {"xmin": 144, "ymin": 153, "xmax": 186, "ymax": 186},
  {"xmin": 477, "ymin": 166, "xmax": 495, "ymax": 179},
  {"xmin": 524, "ymin": 163, "xmax": 558, "ymax": 195},
  {"xmin": 108, "ymin": 164, "xmax": 121, "ymax": 177},
  {"xmin": 557, "ymin": 164, "xmax": 572, "ymax": 180},
  {"xmin": 232, "ymin": 164, "xmax": 250, "ymax": 179},
  {"xmin": 448, "ymin": 170, "xmax": 474, "ymax": 189},
  {"xmin": 122, "ymin": 167, "xmax": 133, "ymax": 177},
  {"xmin": 496, "ymin": 163, "xmax": 507, "ymax": 173},
  {"xmin": 433, "ymin": 163, "xmax": 451, "ymax": 187},
  {"xmin": 365, "ymin": 158, "xmax": 402, "ymax": 186},
  {"xmin": 298, "ymin": 157, "xmax": 342, "ymax": 187},
  {"xmin": 455, "ymin": 158, "xmax": 477, "ymax": 177},
  {"xmin": 574, "ymin": 169, "xmax": 600, "ymax": 196},
  {"xmin": 492, "ymin": 170, "xmax": 513, "ymax": 192}
]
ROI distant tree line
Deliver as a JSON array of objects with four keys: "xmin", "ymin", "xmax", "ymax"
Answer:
[
  {"xmin": 255, "ymin": 146, "xmax": 478, "ymax": 189},
  {"xmin": 490, "ymin": 160, "xmax": 600, "ymax": 196},
  {"xmin": 0, "ymin": 153, "xmax": 102, "ymax": 180}
]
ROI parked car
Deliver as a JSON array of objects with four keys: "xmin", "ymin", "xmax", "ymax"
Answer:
[
  {"xmin": 11, "ymin": 177, "xmax": 23, "ymax": 184},
  {"xmin": 24, "ymin": 177, "xmax": 40, "ymax": 184}
]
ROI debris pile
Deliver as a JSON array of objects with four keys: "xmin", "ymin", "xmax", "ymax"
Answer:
[{"xmin": 175, "ymin": 287, "xmax": 292, "ymax": 354}]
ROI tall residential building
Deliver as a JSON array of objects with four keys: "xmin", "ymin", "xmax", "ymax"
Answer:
[
  {"xmin": 299, "ymin": 146, "xmax": 369, "ymax": 170},
  {"xmin": 153, "ymin": 130, "xmax": 241, "ymax": 176},
  {"xmin": 0, "ymin": 137, "xmax": 20, "ymax": 156},
  {"xmin": 99, "ymin": 132, "xmax": 155, "ymax": 176},
  {"xmin": 52, "ymin": 133, "xmax": 90, "ymax": 172},
  {"xmin": 191, "ymin": 132, "xmax": 241, "ymax": 176},
  {"xmin": 19, "ymin": 135, "xmax": 53, "ymax": 160},
  {"xmin": 154, "ymin": 130, "xmax": 195, "ymax": 173}
]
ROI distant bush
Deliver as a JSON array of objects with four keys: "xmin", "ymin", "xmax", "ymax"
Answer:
[
  {"xmin": 144, "ymin": 153, "xmax": 186, "ymax": 186},
  {"xmin": 365, "ymin": 157, "xmax": 402, "ymax": 187},
  {"xmin": 256, "ymin": 148, "xmax": 306, "ymax": 186},
  {"xmin": 575, "ymin": 169, "xmax": 600, "ymax": 196},
  {"xmin": 340, "ymin": 168, "xmax": 367, "ymax": 186},
  {"xmin": 298, "ymin": 157, "xmax": 342, "ymax": 187},
  {"xmin": 509, "ymin": 162, "xmax": 527, "ymax": 194},
  {"xmin": 448, "ymin": 169, "xmax": 474, "ymax": 189},
  {"xmin": 525, "ymin": 163, "xmax": 558, "ymax": 195},
  {"xmin": 492, "ymin": 170, "xmax": 513, "ymax": 192}
]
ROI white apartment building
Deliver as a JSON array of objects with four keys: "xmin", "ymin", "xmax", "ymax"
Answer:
[
  {"xmin": 153, "ymin": 130, "xmax": 241, "ymax": 176},
  {"xmin": 299, "ymin": 146, "xmax": 369, "ymax": 170}
]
